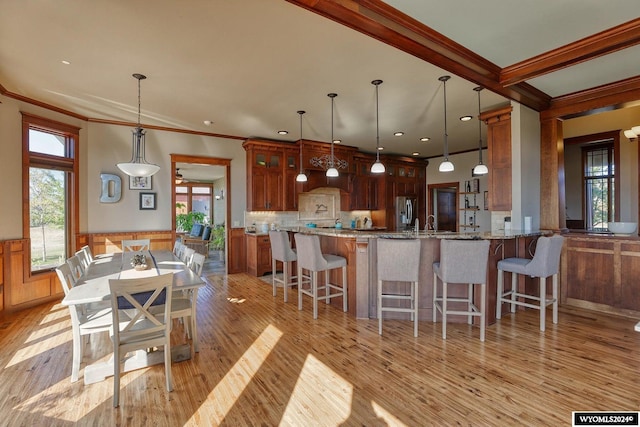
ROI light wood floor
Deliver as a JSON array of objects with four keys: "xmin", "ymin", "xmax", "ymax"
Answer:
[{"xmin": 1, "ymin": 272, "xmax": 639, "ymax": 426}]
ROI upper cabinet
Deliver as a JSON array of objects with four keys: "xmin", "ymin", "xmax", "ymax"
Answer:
[
  {"xmin": 482, "ymin": 106, "xmax": 512, "ymax": 212},
  {"xmin": 244, "ymin": 140, "xmax": 289, "ymax": 211}
]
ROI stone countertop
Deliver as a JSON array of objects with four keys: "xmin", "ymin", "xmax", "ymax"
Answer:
[{"xmin": 246, "ymin": 227, "xmax": 547, "ymax": 240}]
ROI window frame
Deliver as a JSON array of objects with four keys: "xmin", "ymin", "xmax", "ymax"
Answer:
[
  {"xmin": 565, "ymin": 130, "xmax": 620, "ymax": 230},
  {"xmin": 22, "ymin": 113, "xmax": 80, "ymax": 276}
]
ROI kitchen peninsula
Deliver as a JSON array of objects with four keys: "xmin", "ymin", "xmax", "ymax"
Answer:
[{"xmin": 250, "ymin": 227, "xmax": 546, "ymax": 325}]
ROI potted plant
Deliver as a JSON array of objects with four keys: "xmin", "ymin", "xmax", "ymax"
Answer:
[
  {"xmin": 211, "ymin": 224, "xmax": 225, "ymax": 250},
  {"xmin": 176, "ymin": 206, "xmax": 207, "ymax": 233}
]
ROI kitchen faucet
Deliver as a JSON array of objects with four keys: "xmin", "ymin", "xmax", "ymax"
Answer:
[{"xmin": 426, "ymin": 215, "xmax": 437, "ymax": 231}]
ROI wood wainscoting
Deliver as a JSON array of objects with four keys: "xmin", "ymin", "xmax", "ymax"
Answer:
[
  {"xmin": 561, "ymin": 234, "xmax": 640, "ymax": 318},
  {"xmin": 0, "ymin": 230, "xmax": 175, "ymax": 315}
]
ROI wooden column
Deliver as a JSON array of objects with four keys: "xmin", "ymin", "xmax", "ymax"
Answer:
[{"xmin": 540, "ymin": 117, "xmax": 565, "ymax": 231}]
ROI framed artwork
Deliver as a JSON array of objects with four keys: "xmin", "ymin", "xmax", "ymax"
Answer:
[
  {"xmin": 139, "ymin": 192, "xmax": 156, "ymax": 210},
  {"xmin": 484, "ymin": 191, "xmax": 489, "ymax": 210},
  {"xmin": 129, "ymin": 176, "xmax": 152, "ymax": 190}
]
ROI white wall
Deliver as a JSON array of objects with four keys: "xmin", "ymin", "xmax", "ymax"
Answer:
[
  {"xmin": 511, "ymin": 102, "xmax": 541, "ymax": 230},
  {"xmin": 86, "ymin": 123, "xmax": 246, "ymax": 232},
  {"xmin": 0, "ymin": 93, "xmax": 247, "ymax": 238},
  {"xmin": 426, "ymin": 150, "xmax": 490, "ymax": 232}
]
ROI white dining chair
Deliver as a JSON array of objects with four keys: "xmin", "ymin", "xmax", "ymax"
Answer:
[
  {"xmin": 67, "ymin": 255, "xmax": 85, "ymax": 280},
  {"xmin": 189, "ymin": 252, "xmax": 206, "ymax": 276},
  {"xmin": 122, "ymin": 239, "xmax": 151, "ymax": 252},
  {"xmin": 80, "ymin": 245, "xmax": 94, "ymax": 263},
  {"xmin": 181, "ymin": 247, "xmax": 195, "ymax": 265},
  {"xmin": 109, "ymin": 273, "xmax": 174, "ymax": 407},
  {"xmin": 57, "ymin": 263, "xmax": 112, "ymax": 383}
]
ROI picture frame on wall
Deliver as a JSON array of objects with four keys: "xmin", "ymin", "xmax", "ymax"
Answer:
[
  {"xmin": 484, "ymin": 191, "xmax": 489, "ymax": 210},
  {"xmin": 129, "ymin": 176, "xmax": 152, "ymax": 190},
  {"xmin": 140, "ymin": 192, "xmax": 156, "ymax": 210},
  {"xmin": 472, "ymin": 178, "xmax": 480, "ymax": 193}
]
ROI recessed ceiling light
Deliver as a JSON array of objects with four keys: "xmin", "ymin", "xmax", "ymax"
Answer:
[
  {"xmin": 420, "ymin": 137, "xmax": 430, "ymax": 142},
  {"xmin": 277, "ymin": 130, "xmax": 288, "ymax": 135},
  {"xmin": 61, "ymin": 60, "xmax": 71, "ymax": 65},
  {"xmin": 377, "ymin": 146, "xmax": 384, "ymax": 151},
  {"xmin": 203, "ymin": 120, "xmax": 213, "ymax": 126},
  {"xmin": 333, "ymin": 139, "xmax": 341, "ymax": 144},
  {"xmin": 394, "ymin": 132, "xmax": 404, "ymax": 136},
  {"xmin": 460, "ymin": 115, "xmax": 472, "ymax": 122},
  {"xmin": 412, "ymin": 152, "xmax": 420, "ymax": 156}
]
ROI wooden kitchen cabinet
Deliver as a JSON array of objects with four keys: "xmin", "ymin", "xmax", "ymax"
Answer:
[
  {"xmin": 244, "ymin": 139, "xmax": 291, "ymax": 211},
  {"xmin": 350, "ymin": 155, "xmax": 379, "ymax": 210},
  {"xmin": 246, "ymin": 233, "xmax": 272, "ymax": 277},
  {"xmin": 481, "ymin": 106, "xmax": 512, "ymax": 211}
]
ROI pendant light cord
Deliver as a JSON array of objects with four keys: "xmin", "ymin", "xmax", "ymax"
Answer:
[
  {"xmin": 442, "ymin": 78, "xmax": 449, "ymax": 159},
  {"xmin": 375, "ymin": 82, "xmax": 380, "ymax": 162},
  {"xmin": 476, "ymin": 87, "xmax": 483, "ymax": 163},
  {"xmin": 330, "ymin": 95, "xmax": 335, "ymax": 167},
  {"xmin": 298, "ymin": 110, "xmax": 305, "ymax": 173}
]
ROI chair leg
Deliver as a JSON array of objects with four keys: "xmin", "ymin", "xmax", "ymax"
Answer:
[
  {"xmin": 342, "ymin": 266, "xmax": 347, "ymax": 312},
  {"xmin": 378, "ymin": 279, "xmax": 383, "ymax": 335},
  {"xmin": 552, "ymin": 273, "xmax": 559, "ymax": 325},
  {"xmin": 325, "ymin": 271, "xmax": 330, "ymax": 304},
  {"xmin": 432, "ymin": 272, "xmax": 437, "ymax": 323},
  {"xmin": 442, "ymin": 281, "xmax": 447, "ymax": 340},
  {"xmin": 298, "ymin": 266, "xmax": 303, "ymax": 311},
  {"xmin": 192, "ymin": 289, "xmax": 199, "ymax": 353},
  {"xmin": 272, "ymin": 257, "xmax": 277, "ymax": 297},
  {"xmin": 467, "ymin": 282, "xmax": 473, "ymax": 325},
  {"xmin": 496, "ymin": 268, "xmax": 503, "ymax": 320},
  {"xmin": 480, "ymin": 282, "xmax": 486, "ymax": 342},
  {"xmin": 510, "ymin": 272, "xmax": 518, "ymax": 313},
  {"xmin": 312, "ymin": 271, "xmax": 318, "ymax": 319},
  {"xmin": 113, "ymin": 347, "xmax": 120, "ymax": 407},
  {"xmin": 283, "ymin": 261, "xmax": 289, "ymax": 303},
  {"xmin": 71, "ymin": 329, "xmax": 82, "ymax": 383},
  {"xmin": 164, "ymin": 341, "xmax": 173, "ymax": 393},
  {"xmin": 540, "ymin": 277, "xmax": 546, "ymax": 332},
  {"xmin": 413, "ymin": 280, "xmax": 418, "ymax": 338}
]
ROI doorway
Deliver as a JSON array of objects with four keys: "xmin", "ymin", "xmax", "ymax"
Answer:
[
  {"xmin": 171, "ymin": 154, "xmax": 231, "ymax": 275},
  {"xmin": 428, "ymin": 182, "xmax": 459, "ymax": 232}
]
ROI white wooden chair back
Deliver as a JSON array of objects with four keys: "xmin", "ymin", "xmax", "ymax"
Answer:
[{"xmin": 122, "ymin": 239, "xmax": 151, "ymax": 252}]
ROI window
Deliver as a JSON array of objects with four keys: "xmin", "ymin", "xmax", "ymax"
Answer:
[
  {"xmin": 175, "ymin": 184, "xmax": 212, "ymax": 224},
  {"xmin": 583, "ymin": 142, "xmax": 614, "ymax": 231},
  {"xmin": 22, "ymin": 114, "xmax": 79, "ymax": 274}
]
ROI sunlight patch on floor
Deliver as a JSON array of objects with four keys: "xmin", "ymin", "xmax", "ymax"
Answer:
[
  {"xmin": 190, "ymin": 323, "xmax": 283, "ymax": 424},
  {"xmin": 280, "ymin": 354, "xmax": 353, "ymax": 426},
  {"xmin": 372, "ymin": 400, "xmax": 409, "ymax": 426},
  {"xmin": 5, "ymin": 325, "xmax": 70, "ymax": 368}
]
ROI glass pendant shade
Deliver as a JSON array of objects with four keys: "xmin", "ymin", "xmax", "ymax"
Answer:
[
  {"xmin": 473, "ymin": 163, "xmax": 489, "ymax": 175},
  {"xmin": 472, "ymin": 86, "xmax": 488, "ymax": 175},
  {"xmin": 439, "ymin": 160, "xmax": 454, "ymax": 172},
  {"xmin": 296, "ymin": 110, "xmax": 307, "ymax": 182},
  {"xmin": 371, "ymin": 79, "xmax": 385, "ymax": 174},
  {"xmin": 371, "ymin": 160, "xmax": 385, "ymax": 174},
  {"xmin": 326, "ymin": 167, "xmax": 339, "ymax": 177},
  {"xmin": 117, "ymin": 74, "xmax": 160, "ymax": 177},
  {"xmin": 438, "ymin": 75, "xmax": 454, "ymax": 172}
]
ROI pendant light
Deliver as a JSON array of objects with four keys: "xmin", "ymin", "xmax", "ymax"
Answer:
[
  {"xmin": 295, "ymin": 110, "xmax": 308, "ymax": 182},
  {"xmin": 472, "ymin": 86, "xmax": 489, "ymax": 175},
  {"xmin": 117, "ymin": 73, "xmax": 160, "ymax": 177},
  {"xmin": 326, "ymin": 93, "xmax": 339, "ymax": 177},
  {"xmin": 438, "ymin": 75, "xmax": 454, "ymax": 172},
  {"xmin": 370, "ymin": 79, "xmax": 386, "ymax": 174}
]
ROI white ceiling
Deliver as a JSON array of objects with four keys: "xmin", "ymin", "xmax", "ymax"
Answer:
[{"xmin": 1, "ymin": 0, "xmax": 638, "ymax": 168}]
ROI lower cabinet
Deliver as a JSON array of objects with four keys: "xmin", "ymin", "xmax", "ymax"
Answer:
[{"xmin": 246, "ymin": 234, "xmax": 272, "ymax": 277}]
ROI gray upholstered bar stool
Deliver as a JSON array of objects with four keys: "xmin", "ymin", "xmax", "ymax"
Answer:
[
  {"xmin": 496, "ymin": 235, "xmax": 564, "ymax": 331},
  {"xmin": 294, "ymin": 233, "xmax": 347, "ymax": 319},
  {"xmin": 269, "ymin": 230, "xmax": 298, "ymax": 302},
  {"xmin": 377, "ymin": 238, "xmax": 422, "ymax": 337},
  {"xmin": 433, "ymin": 239, "xmax": 490, "ymax": 341}
]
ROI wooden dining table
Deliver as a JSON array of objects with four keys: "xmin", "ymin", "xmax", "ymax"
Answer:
[{"xmin": 61, "ymin": 249, "xmax": 205, "ymax": 384}]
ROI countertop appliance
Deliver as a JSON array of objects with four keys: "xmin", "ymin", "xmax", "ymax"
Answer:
[{"xmin": 395, "ymin": 196, "xmax": 418, "ymax": 230}]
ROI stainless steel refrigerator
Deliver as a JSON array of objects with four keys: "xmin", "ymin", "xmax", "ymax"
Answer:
[{"xmin": 395, "ymin": 196, "xmax": 418, "ymax": 230}]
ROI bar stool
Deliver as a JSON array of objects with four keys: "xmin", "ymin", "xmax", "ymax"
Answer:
[
  {"xmin": 377, "ymin": 238, "xmax": 422, "ymax": 337},
  {"xmin": 496, "ymin": 235, "xmax": 564, "ymax": 331},
  {"xmin": 433, "ymin": 239, "xmax": 490, "ymax": 341},
  {"xmin": 269, "ymin": 230, "xmax": 298, "ymax": 302},
  {"xmin": 294, "ymin": 233, "xmax": 347, "ymax": 319}
]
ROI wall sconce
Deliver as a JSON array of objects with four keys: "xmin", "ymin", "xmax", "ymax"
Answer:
[
  {"xmin": 215, "ymin": 189, "xmax": 224, "ymax": 200},
  {"xmin": 624, "ymin": 126, "xmax": 640, "ymax": 141}
]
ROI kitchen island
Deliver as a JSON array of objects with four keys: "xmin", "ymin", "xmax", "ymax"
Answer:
[{"xmin": 250, "ymin": 227, "xmax": 547, "ymax": 324}]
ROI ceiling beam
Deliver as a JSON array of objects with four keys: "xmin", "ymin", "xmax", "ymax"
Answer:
[
  {"xmin": 286, "ymin": 0, "xmax": 551, "ymax": 111},
  {"xmin": 501, "ymin": 18, "xmax": 640, "ymax": 86}
]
